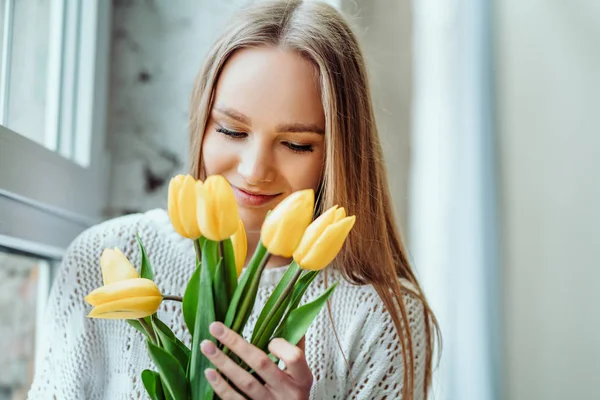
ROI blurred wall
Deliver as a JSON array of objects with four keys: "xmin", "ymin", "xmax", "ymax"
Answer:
[
  {"xmin": 106, "ymin": 0, "xmax": 247, "ymax": 216},
  {"xmin": 496, "ymin": 1, "xmax": 600, "ymax": 399}
]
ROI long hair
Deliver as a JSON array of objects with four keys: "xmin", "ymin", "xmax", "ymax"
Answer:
[{"xmin": 188, "ymin": 1, "xmax": 440, "ymax": 398}]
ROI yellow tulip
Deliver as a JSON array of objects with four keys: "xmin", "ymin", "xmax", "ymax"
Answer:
[
  {"xmin": 100, "ymin": 248, "xmax": 139, "ymax": 285},
  {"xmin": 231, "ymin": 220, "xmax": 247, "ymax": 276},
  {"xmin": 196, "ymin": 175, "xmax": 239, "ymax": 241},
  {"xmin": 168, "ymin": 174, "xmax": 202, "ymax": 239},
  {"xmin": 293, "ymin": 205, "xmax": 356, "ymax": 271},
  {"xmin": 85, "ymin": 279, "xmax": 162, "ymax": 319},
  {"xmin": 87, "ymin": 296, "xmax": 163, "ymax": 319},
  {"xmin": 85, "ymin": 248, "xmax": 162, "ymax": 319},
  {"xmin": 260, "ymin": 189, "xmax": 315, "ymax": 257}
]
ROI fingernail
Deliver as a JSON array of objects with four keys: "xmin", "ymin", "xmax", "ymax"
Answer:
[
  {"xmin": 210, "ymin": 322, "xmax": 224, "ymax": 337},
  {"xmin": 201, "ymin": 340, "xmax": 216, "ymax": 356},
  {"xmin": 205, "ymin": 368, "xmax": 218, "ymax": 383}
]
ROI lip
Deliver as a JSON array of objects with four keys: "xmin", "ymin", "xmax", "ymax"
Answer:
[{"xmin": 231, "ymin": 185, "xmax": 282, "ymax": 208}]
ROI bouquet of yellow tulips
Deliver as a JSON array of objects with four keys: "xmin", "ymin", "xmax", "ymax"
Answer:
[{"xmin": 83, "ymin": 174, "xmax": 355, "ymax": 400}]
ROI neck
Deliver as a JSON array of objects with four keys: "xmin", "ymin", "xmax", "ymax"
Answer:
[{"xmin": 246, "ymin": 231, "xmax": 291, "ymax": 269}]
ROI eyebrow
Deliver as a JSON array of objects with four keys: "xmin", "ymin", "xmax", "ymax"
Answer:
[
  {"xmin": 215, "ymin": 105, "xmax": 251, "ymax": 125},
  {"xmin": 214, "ymin": 104, "xmax": 325, "ymax": 135},
  {"xmin": 276, "ymin": 122, "xmax": 325, "ymax": 135}
]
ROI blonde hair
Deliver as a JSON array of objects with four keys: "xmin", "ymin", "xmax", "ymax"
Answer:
[{"xmin": 188, "ymin": 1, "xmax": 440, "ymax": 398}]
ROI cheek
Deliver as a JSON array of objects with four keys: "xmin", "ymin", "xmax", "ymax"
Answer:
[
  {"xmin": 279, "ymin": 152, "xmax": 324, "ymax": 193},
  {"xmin": 201, "ymin": 130, "xmax": 235, "ymax": 177}
]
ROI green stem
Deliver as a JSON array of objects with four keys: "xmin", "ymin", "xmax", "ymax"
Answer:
[
  {"xmin": 219, "ymin": 240, "xmax": 225, "ymax": 258},
  {"xmin": 138, "ymin": 317, "xmax": 157, "ymax": 344},
  {"xmin": 223, "ymin": 253, "xmax": 271, "ymax": 358},
  {"xmin": 252, "ymin": 268, "xmax": 303, "ymax": 346},
  {"xmin": 162, "ymin": 295, "xmax": 183, "ymax": 302},
  {"xmin": 275, "ymin": 270, "xmax": 319, "ymax": 337},
  {"xmin": 193, "ymin": 238, "xmax": 202, "ymax": 263},
  {"xmin": 231, "ymin": 254, "xmax": 271, "ymax": 333}
]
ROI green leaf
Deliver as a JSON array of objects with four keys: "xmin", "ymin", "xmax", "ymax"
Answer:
[
  {"xmin": 183, "ymin": 260, "xmax": 201, "ymax": 336},
  {"xmin": 213, "ymin": 259, "xmax": 228, "ymax": 322},
  {"xmin": 152, "ymin": 318, "xmax": 190, "ymax": 370},
  {"xmin": 189, "ymin": 239, "xmax": 217, "ymax": 400},
  {"xmin": 136, "ymin": 234, "xmax": 154, "ymax": 281},
  {"xmin": 253, "ymin": 294, "xmax": 292, "ymax": 352},
  {"xmin": 254, "ymin": 271, "xmax": 320, "ymax": 353},
  {"xmin": 203, "ymin": 239, "xmax": 219, "ymax": 277},
  {"xmin": 274, "ymin": 282, "xmax": 338, "ymax": 346},
  {"xmin": 252, "ymin": 262, "xmax": 300, "ymax": 343},
  {"xmin": 282, "ymin": 270, "xmax": 320, "ymax": 323},
  {"xmin": 141, "ymin": 370, "xmax": 166, "ymax": 400},
  {"xmin": 224, "ymin": 242, "xmax": 268, "ymax": 332},
  {"xmin": 222, "ymin": 238, "xmax": 238, "ymax": 300},
  {"xmin": 152, "ymin": 317, "xmax": 191, "ymax": 359},
  {"xmin": 126, "ymin": 319, "xmax": 148, "ymax": 338},
  {"xmin": 151, "ymin": 316, "xmax": 177, "ymax": 341},
  {"xmin": 147, "ymin": 340, "xmax": 189, "ymax": 400}
]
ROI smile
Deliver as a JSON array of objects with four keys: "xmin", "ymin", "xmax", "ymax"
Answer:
[{"xmin": 231, "ymin": 185, "xmax": 282, "ymax": 208}]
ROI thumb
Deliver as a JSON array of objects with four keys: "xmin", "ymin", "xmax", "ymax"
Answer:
[{"xmin": 297, "ymin": 335, "xmax": 306, "ymax": 352}]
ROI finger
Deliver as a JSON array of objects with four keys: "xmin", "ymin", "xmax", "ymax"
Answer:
[
  {"xmin": 268, "ymin": 338, "xmax": 313, "ymax": 389},
  {"xmin": 201, "ymin": 340, "xmax": 270, "ymax": 400},
  {"xmin": 209, "ymin": 322, "xmax": 287, "ymax": 390},
  {"xmin": 204, "ymin": 368, "xmax": 245, "ymax": 400},
  {"xmin": 280, "ymin": 336, "xmax": 305, "ymax": 371}
]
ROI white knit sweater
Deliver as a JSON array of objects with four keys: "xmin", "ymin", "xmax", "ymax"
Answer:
[{"xmin": 28, "ymin": 209, "xmax": 426, "ymax": 400}]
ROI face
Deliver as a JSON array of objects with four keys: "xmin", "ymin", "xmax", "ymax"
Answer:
[{"xmin": 202, "ymin": 47, "xmax": 326, "ymax": 233}]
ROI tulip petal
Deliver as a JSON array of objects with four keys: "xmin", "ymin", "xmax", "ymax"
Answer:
[
  {"xmin": 168, "ymin": 175, "xmax": 188, "ymax": 238},
  {"xmin": 298, "ymin": 216, "xmax": 356, "ymax": 271},
  {"xmin": 196, "ymin": 183, "xmax": 214, "ymax": 239},
  {"xmin": 334, "ymin": 207, "xmax": 347, "ymax": 222},
  {"xmin": 178, "ymin": 175, "xmax": 202, "ymax": 239},
  {"xmin": 212, "ymin": 176, "xmax": 239, "ymax": 240},
  {"xmin": 293, "ymin": 205, "xmax": 338, "ymax": 262},
  {"xmin": 85, "ymin": 278, "xmax": 161, "ymax": 306},
  {"xmin": 197, "ymin": 175, "xmax": 239, "ymax": 241},
  {"xmin": 261, "ymin": 189, "xmax": 314, "ymax": 257},
  {"xmin": 231, "ymin": 220, "xmax": 247, "ymax": 276},
  {"xmin": 100, "ymin": 248, "xmax": 139, "ymax": 285},
  {"xmin": 87, "ymin": 296, "xmax": 163, "ymax": 319}
]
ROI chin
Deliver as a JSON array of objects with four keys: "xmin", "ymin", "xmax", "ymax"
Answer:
[{"xmin": 238, "ymin": 208, "xmax": 267, "ymax": 233}]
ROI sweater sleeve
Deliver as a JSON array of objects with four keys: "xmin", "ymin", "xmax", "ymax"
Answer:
[
  {"xmin": 27, "ymin": 214, "xmax": 144, "ymax": 399},
  {"xmin": 344, "ymin": 288, "xmax": 428, "ymax": 400}
]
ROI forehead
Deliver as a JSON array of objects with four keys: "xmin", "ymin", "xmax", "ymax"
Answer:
[{"xmin": 213, "ymin": 47, "xmax": 325, "ymax": 127}]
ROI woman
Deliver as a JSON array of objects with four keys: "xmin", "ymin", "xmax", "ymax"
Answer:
[{"xmin": 29, "ymin": 1, "xmax": 439, "ymax": 399}]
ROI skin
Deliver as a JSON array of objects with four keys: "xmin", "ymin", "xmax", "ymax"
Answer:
[{"xmin": 200, "ymin": 47, "xmax": 326, "ymax": 399}]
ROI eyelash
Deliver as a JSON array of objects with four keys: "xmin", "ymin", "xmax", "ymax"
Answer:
[
  {"xmin": 216, "ymin": 127, "xmax": 246, "ymax": 139},
  {"xmin": 216, "ymin": 127, "xmax": 314, "ymax": 153}
]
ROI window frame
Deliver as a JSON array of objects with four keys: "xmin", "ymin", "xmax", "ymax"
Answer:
[{"xmin": 0, "ymin": 0, "xmax": 112, "ymax": 252}]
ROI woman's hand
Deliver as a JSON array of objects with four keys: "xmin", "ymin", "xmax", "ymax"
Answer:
[{"xmin": 200, "ymin": 321, "xmax": 313, "ymax": 400}]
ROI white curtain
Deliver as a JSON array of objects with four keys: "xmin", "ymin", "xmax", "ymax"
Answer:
[{"xmin": 409, "ymin": 0, "xmax": 501, "ymax": 399}]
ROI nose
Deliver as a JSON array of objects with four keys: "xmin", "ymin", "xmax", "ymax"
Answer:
[{"xmin": 237, "ymin": 137, "xmax": 275, "ymax": 185}]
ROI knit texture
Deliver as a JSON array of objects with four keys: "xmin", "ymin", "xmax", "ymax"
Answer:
[{"xmin": 28, "ymin": 209, "xmax": 426, "ymax": 400}]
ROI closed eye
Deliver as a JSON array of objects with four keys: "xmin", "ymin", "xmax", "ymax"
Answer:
[
  {"xmin": 216, "ymin": 127, "xmax": 247, "ymax": 139},
  {"xmin": 217, "ymin": 126, "xmax": 313, "ymax": 153},
  {"xmin": 283, "ymin": 141, "xmax": 313, "ymax": 153}
]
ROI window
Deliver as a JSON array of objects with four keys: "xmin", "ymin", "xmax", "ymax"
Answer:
[
  {"xmin": 1, "ymin": 0, "xmax": 108, "ymax": 166},
  {"xmin": 409, "ymin": 1, "xmax": 500, "ymax": 399},
  {"xmin": 0, "ymin": 0, "xmax": 111, "ymax": 244},
  {"xmin": 0, "ymin": 0, "xmax": 112, "ymax": 388},
  {"xmin": 0, "ymin": 249, "xmax": 55, "ymax": 400}
]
